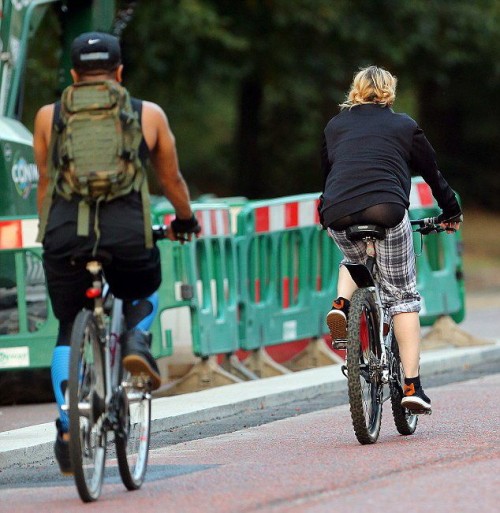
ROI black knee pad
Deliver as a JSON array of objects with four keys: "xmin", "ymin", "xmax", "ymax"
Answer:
[{"xmin": 56, "ymin": 320, "xmax": 74, "ymax": 346}]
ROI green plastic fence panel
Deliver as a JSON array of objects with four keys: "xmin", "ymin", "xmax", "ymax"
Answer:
[
  {"xmin": 149, "ymin": 239, "xmax": 192, "ymax": 360},
  {"xmin": 308, "ymin": 227, "xmax": 345, "ymax": 337},
  {"xmin": 0, "ymin": 243, "xmax": 58, "ymax": 371},
  {"xmin": 409, "ymin": 177, "xmax": 465, "ymax": 325},
  {"xmin": 235, "ymin": 193, "xmax": 332, "ymax": 351},
  {"xmin": 151, "ymin": 201, "xmax": 239, "ymax": 358}
]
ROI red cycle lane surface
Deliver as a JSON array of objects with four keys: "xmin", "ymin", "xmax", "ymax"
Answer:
[{"xmin": 1, "ymin": 374, "xmax": 498, "ymax": 513}]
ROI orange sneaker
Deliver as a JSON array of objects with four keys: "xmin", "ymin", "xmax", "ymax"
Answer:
[
  {"xmin": 326, "ymin": 297, "xmax": 349, "ymax": 349},
  {"xmin": 401, "ymin": 384, "xmax": 432, "ymax": 413}
]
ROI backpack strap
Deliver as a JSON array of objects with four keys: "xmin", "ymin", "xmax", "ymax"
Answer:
[
  {"xmin": 129, "ymin": 97, "xmax": 153, "ymax": 248},
  {"xmin": 140, "ymin": 174, "xmax": 153, "ymax": 248},
  {"xmin": 130, "ymin": 98, "xmax": 151, "ymax": 165}
]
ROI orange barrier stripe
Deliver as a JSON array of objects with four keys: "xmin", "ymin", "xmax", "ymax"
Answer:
[
  {"xmin": 0, "ymin": 220, "xmax": 22, "ymax": 249},
  {"xmin": 282, "ymin": 277, "xmax": 290, "ymax": 308},
  {"xmin": 285, "ymin": 202, "xmax": 298, "ymax": 228},
  {"xmin": 416, "ymin": 182, "xmax": 434, "ymax": 207},
  {"xmin": 254, "ymin": 278, "xmax": 261, "ymax": 303},
  {"xmin": 255, "ymin": 206, "xmax": 270, "ymax": 232}
]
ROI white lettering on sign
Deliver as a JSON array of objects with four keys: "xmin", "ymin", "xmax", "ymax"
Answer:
[
  {"xmin": 0, "ymin": 347, "xmax": 30, "ymax": 369},
  {"xmin": 11, "ymin": 157, "xmax": 38, "ymax": 199}
]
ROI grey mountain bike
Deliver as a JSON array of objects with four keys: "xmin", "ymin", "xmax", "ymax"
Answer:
[
  {"xmin": 341, "ymin": 217, "xmax": 443, "ymax": 445},
  {"xmin": 66, "ymin": 225, "xmax": 169, "ymax": 502}
]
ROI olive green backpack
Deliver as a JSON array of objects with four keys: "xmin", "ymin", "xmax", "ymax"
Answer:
[{"xmin": 38, "ymin": 80, "xmax": 153, "ymax": 248}]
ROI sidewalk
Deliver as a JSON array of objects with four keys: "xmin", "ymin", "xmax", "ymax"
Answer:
[{"xmin": 1, "ymin": 339, "xmax": 499, "ymax": 471}]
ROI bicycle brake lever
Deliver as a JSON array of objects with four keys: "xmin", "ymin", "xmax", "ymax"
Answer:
[{"xmin": 419, "ymin": 226, "xmax": 436, "ymax": 235}]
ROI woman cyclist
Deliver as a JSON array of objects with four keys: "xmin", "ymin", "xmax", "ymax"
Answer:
[{"xmin": 319, "ymin": 66, "xmax": 462, "ymax": 412}]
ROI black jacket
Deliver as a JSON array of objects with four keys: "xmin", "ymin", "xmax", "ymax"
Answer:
[{"xmin": 320, "ymin": 104, "xmax": 461, "ymax": 228}]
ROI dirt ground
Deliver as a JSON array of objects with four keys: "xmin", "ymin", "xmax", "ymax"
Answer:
[{"xmin": 461, "ymin": 208, "xmax": 500, "ymax": 294}]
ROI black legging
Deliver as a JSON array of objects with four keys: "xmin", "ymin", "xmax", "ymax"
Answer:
[{"xmin": 329, "ymin": 203, "xmax": 406, "ymax": 231}]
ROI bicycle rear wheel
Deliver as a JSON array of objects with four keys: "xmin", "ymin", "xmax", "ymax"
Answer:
[
  {"xmin": 346, "ymin": 288, "xmax": 383, "ymax": 444},
  {"xmin": 389, "ymin": 333, "xmax": 418, "ymax": 435},
  {"xmin": 115, "ymin": 373, "xmax": 152, "ymax": 490},
  {"xmin": 68, "ymin": 310, "xmax": 107, "ymax": 502}
]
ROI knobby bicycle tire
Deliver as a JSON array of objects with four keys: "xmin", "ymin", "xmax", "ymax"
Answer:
[
  {"xmin": 68, "ymin": 310, "xmax": 107, "ymax": 502},
  {"xmin": 115, "ymin": 371, "xmax": 152, "ymax": 490},
  {"xmin": 346, "ymin": 288, "xmax": 383, "ymax": 444},
  {"xmin": 388, "ymin": 333, "xmax": 418, "ymax": 435}
]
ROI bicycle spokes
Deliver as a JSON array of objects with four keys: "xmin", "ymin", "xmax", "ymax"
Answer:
[{"xmin": 346, "ymin": 288, "xmax": 383, "ymax": 444}]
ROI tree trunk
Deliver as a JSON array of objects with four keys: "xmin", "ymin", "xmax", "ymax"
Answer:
[{"xmin": 235, "ymin": 75, "xmax": 264, "ymax": 198}]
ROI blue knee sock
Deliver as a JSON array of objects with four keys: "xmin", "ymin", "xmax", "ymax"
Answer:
[
  {"xmin": 51, "ymin": 346, "xmax": 70, "ymax": 432},
  {"xmin": 131, "ymin": 292, "xmax": 159, "ymax": 331}
]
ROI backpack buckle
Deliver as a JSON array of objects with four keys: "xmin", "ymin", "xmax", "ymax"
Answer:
[
  {"xmin": 120, "ymin": 110, "xmax": 137, "ymax": 125},
  {"xmin": 121, "ymin": 149, "xmax": 136, "ymax": 162},
  {"xmin": 55, "ymin": 119, "xmax": 66, "ymax": 133}
]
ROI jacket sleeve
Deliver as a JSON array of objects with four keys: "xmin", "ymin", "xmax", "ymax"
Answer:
[
  {"xmin": 321, "ymin": 134, "xmax": 330, "ymax": 192},
  {"xmin": 409, "ymin": 127, "xmax": 462, "ymax": 218},
  {"xmin": 317, "ymin": 135, "xmax": 331, "ymax": 228}
]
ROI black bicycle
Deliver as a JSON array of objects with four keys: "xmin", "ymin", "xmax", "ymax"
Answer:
[
  {"xmin": 66, "ymin": 225, "xmax": 170, "ymax": 502},
  {"xmin": 342, "ymin": 217, "xmax": 445, "ymax": 445}
]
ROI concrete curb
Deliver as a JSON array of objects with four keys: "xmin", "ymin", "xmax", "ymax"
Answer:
[{"xmin": 1, "ymin": 341, "xmax": 499, "ymax": 471}]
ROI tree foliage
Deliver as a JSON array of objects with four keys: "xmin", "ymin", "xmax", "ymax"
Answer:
[{"xmin": 26, "ymin": 0, "xmax": 500, "ymax": 207}]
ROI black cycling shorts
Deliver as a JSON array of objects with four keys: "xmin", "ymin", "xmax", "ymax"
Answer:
[{"xmin": 42, "ymin": 193, "xmax": 161, "ymax": 322}]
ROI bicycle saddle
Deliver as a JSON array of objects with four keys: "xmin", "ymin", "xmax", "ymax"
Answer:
[
  {"xmin": 345, "ymin": 224, "xmax": 386, "ymax": 241},
  {"xmin": 71, "ymin": 250, "xmax": 113, "ymax": 266}
]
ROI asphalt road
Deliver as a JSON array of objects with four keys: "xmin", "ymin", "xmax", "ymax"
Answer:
[
  {"xmin": 150, "ymin": 358, "xmax": 500, "ymax": 448},
  {"xmin": 0, "ymin": 360, "xmax": 498, "ymax": 513},
  {"xmin": 0, "ymin": 293, "xmax": 498, "ymax": 511}
]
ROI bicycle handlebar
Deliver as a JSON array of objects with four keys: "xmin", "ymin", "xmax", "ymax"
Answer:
[
  {"xmin": 152, "ymin": 224, "xmax": 179, "ymax": 242},
  {"xmin": 152, "ymin": 224, "xmax": 190, "ymax": 243},
  {"xmin": 410, "ymin": 217, "xmax": 448, "ymax": 235}
]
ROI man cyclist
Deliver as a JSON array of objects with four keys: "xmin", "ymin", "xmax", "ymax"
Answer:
[
  {"xmin": 319, "ymin": 66, "xmax": 462, "ymax": 413},
  {"xmin": 34, "ymin": 32, "xmax": 200, "ymax": 474}
]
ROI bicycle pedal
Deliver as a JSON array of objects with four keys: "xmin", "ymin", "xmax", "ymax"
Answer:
[
  {"xmin": 411, "ymin": 408, "xmax": 432, "ymax": 416},
  {"xmin": 132, "ymin": 374, "xmax": 153, "ymax": 389},
  {"xmin": 332, "ymin": 339, "xmax": 347, "ymax": 350}
]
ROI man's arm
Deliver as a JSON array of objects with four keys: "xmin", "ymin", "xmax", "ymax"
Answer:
[
  {"xmin": 33, "ymin": 104, "xmax": 54, "ymax": 217},
  {"xmin": 142, "ymin": 101, "xmax": 193, "ymax": 220}
]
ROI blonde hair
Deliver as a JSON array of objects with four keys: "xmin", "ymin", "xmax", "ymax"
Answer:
[{"xmin": 339, "ymin": 66, "xmax": 397, "ymax": 110}]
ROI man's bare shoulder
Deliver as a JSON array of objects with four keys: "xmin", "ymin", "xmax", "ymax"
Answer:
[
  {"xmin": 34, "ymin": 104, "xmax": 55, "ymax": 129},
  {"xmin": 141, "ymin": 100, "xmax": 168, "ymax": 123}
]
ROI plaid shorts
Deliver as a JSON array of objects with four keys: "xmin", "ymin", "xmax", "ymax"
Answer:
[{"xmin": 328, "ymin": 212, "xmax": 421, "ymax": 316}]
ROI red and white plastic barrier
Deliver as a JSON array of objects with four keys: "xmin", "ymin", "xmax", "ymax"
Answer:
[
  {"xmin": 254, "ymin": 199, "xmax": 320, "ymax": 233},
  {"xmin": 409, "ymin": 181, "xmax": 435, "ymax": 209},
  {"xmin": 163, "ymin": 208, "xmax": 231, "ymax": 236},
  {"xmin": 0, "ymin": 219, "xmax": 40, "ymax": 249}
]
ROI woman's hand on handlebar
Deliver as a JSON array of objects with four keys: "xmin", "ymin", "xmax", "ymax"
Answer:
[
  {"xmin": 438, "ymin": 212, "xmax": 463, "ymax": 233},
  {"xmin": 440, "ymin": 220, "xmax": 461, "ymax": 233}
]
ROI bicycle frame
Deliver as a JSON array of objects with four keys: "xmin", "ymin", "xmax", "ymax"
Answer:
[
  {"xmin": 86, "ymin": 260, "xmax": 124, "ymax": 411},
  {"xmin": 343, "ymin": 238, "xmax": 391, "ymax": 385},
  {"xmin": 67, "ymin": 226, "xmax": 170, "ymax": 501}
]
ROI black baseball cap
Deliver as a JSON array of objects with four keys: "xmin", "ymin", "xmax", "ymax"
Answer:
[{"xmin": 71, "ymin": 32, "xmax": 121, "ymax": 72}]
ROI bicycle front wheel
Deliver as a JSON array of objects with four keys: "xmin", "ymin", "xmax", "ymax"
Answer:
[
  {"xmin": 389, "ymin": 333, "xmax": 418, "ymax": 435},
  {"xmin": 346, "ymin": 288, "xmax": 383, "ymax": 444},
  {"xmin": 115, "ymin": 374, "xmax": 152, "ymax": 490},
  {"xmin": 68, "ymin": 310, "xmax": 107, "ymax": 502}
]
